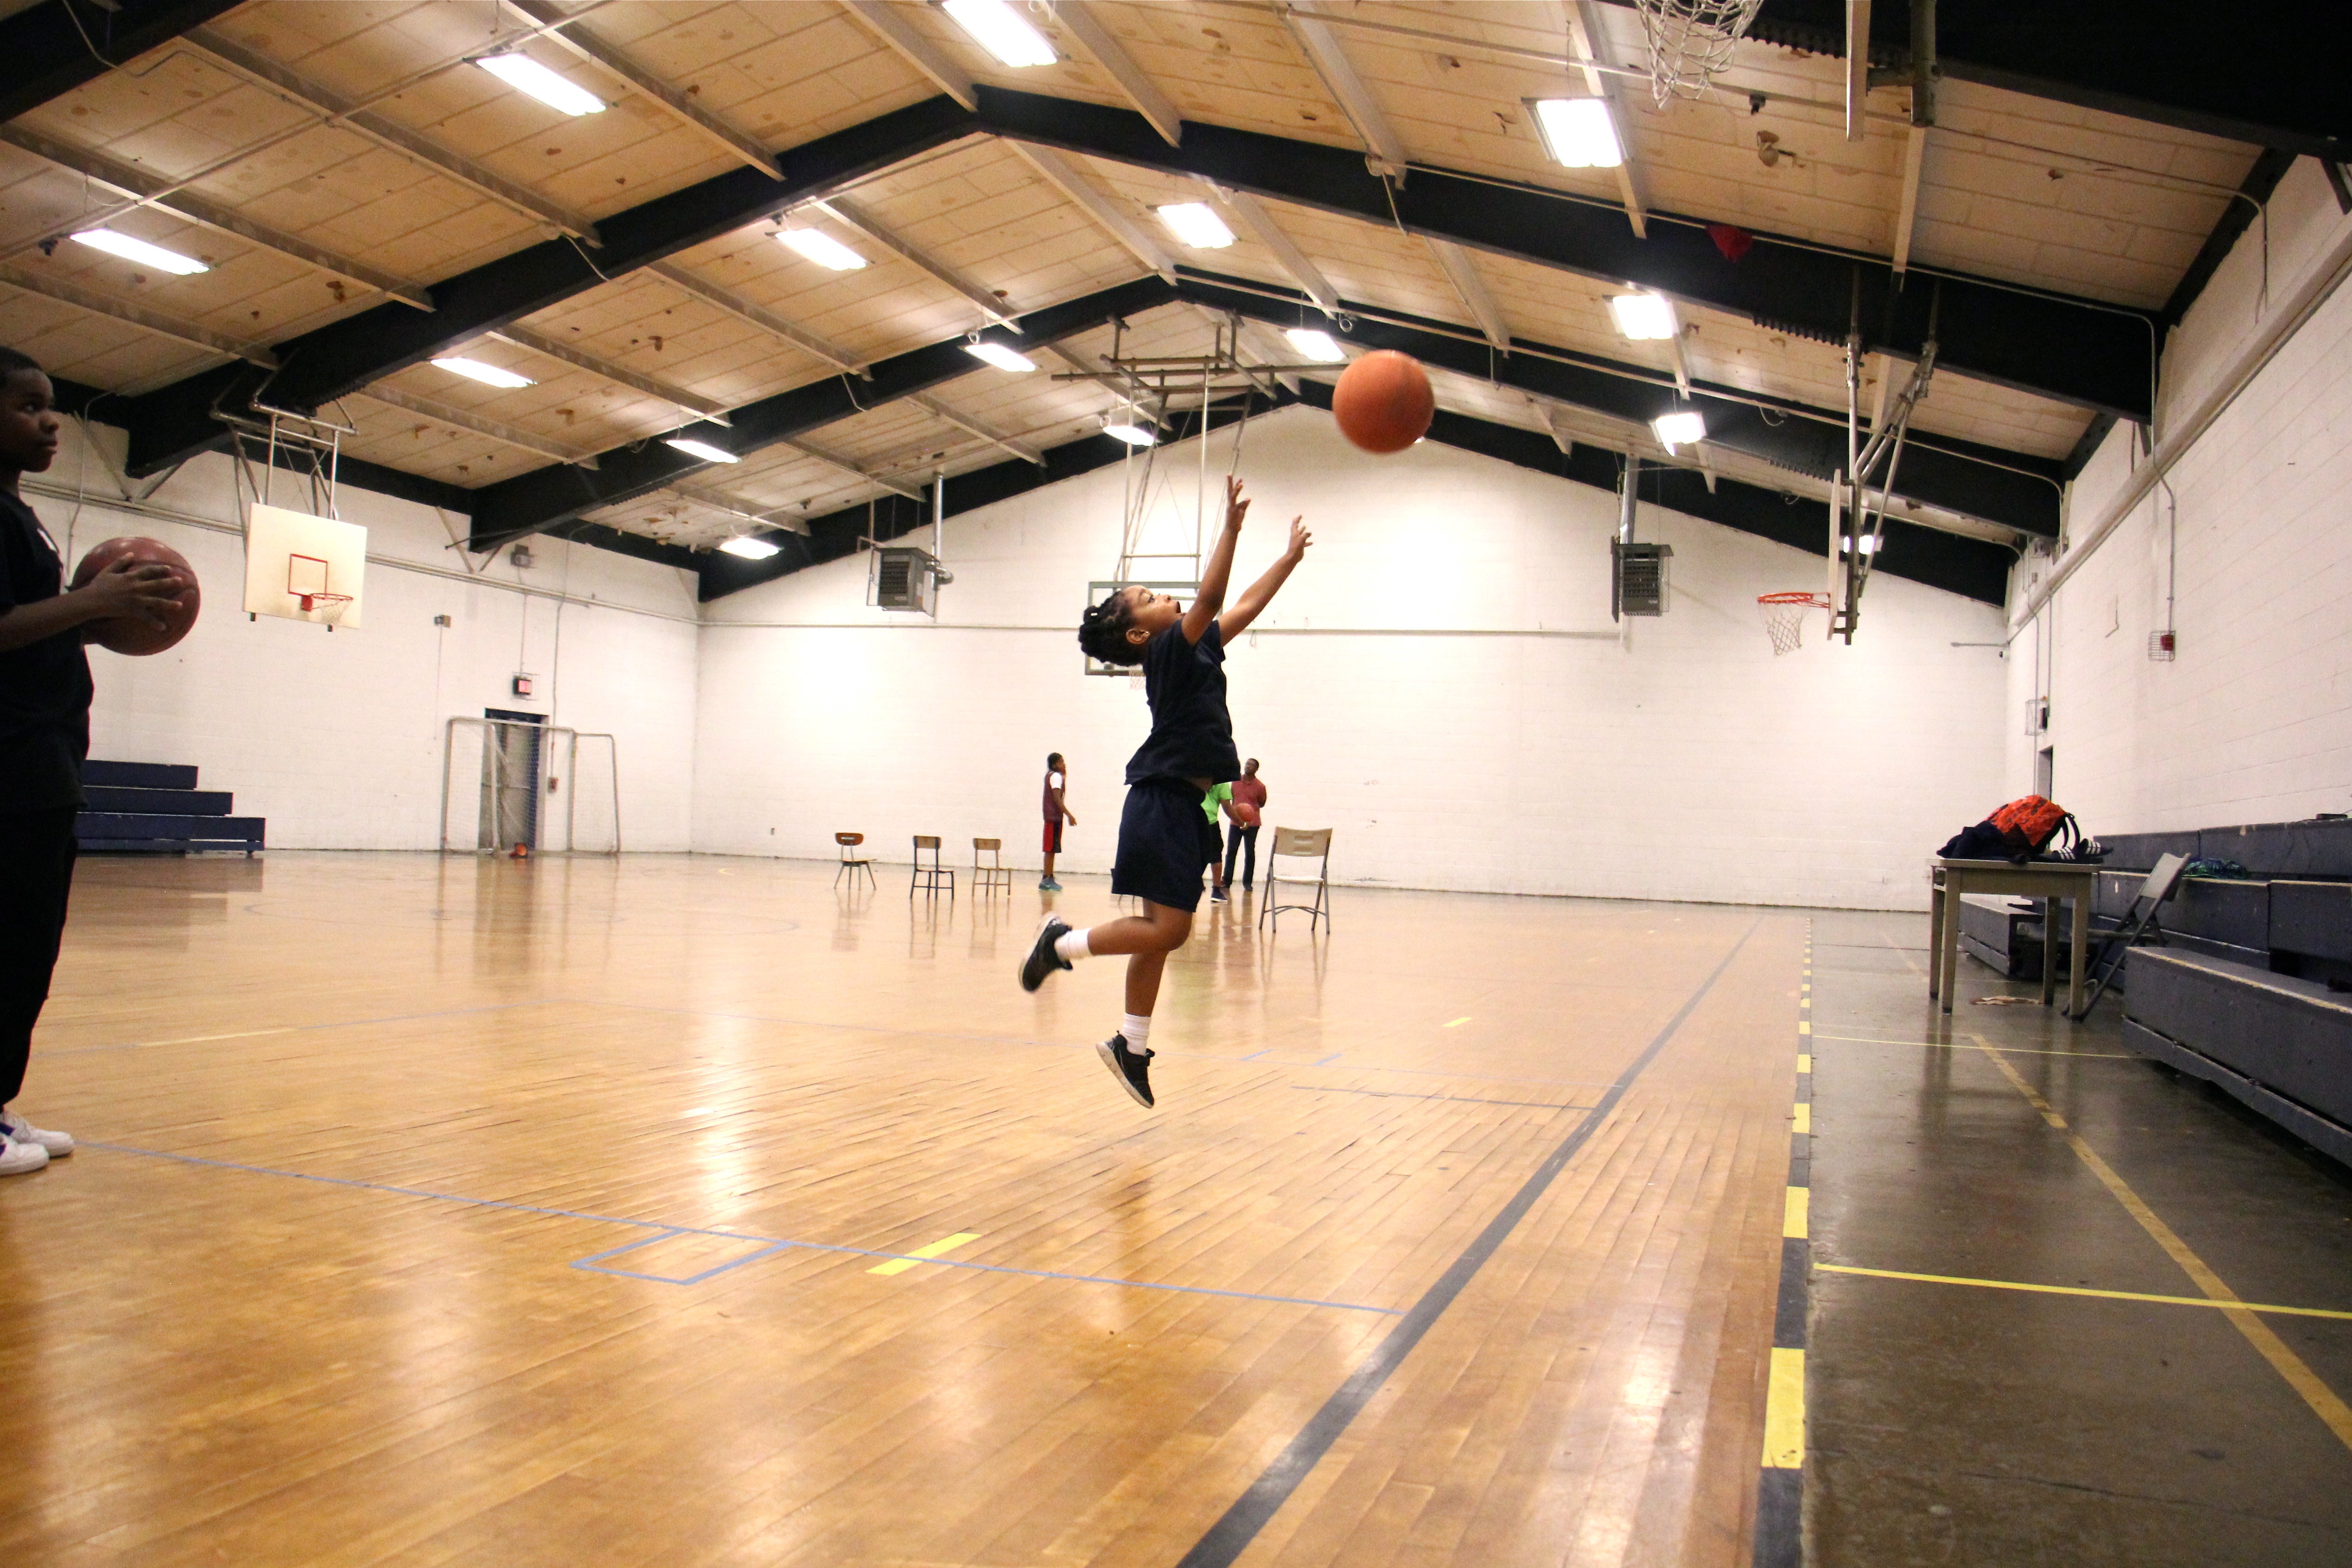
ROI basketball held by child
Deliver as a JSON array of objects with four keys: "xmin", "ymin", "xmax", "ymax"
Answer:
[
  {"xmin": 71, "ymin": 537, "xmax": 200, "ymax": 655},
  {"xmin": 1331, "ymin": 350, "xmax": 1435, "ymax": 455}
]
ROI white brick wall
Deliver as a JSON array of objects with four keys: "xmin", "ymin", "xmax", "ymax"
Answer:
[
  {"xmin": 695, "ymin": 408, "xmax": 2010, "ymax": 910},
  {"xmin": 35, "ymin": 428, "xmax": 700, "ymax": 850},
  {"xmin": 2016, "ymin": 159, "xmax": 2352, "ymax": 831}
]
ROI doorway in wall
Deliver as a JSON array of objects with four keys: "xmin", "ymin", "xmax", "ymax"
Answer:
[
  {"xmin": 479, "ymin": 707, "xmax": 545, "ymax": 851},
  {"xmin": 2036, "ymin": 746, "xmax": 2056, "ymax": 799}
]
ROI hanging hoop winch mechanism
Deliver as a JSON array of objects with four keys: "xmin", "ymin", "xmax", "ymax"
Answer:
[{"xmin": 1058, "ymin": 312, "xmax": 1327, "ymax": 674}]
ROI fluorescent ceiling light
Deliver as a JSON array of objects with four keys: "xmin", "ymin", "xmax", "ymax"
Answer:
[
  {"xmin": 1156, "ymin": 202, "xmax": 1235, "ymax": 249},
  {"xmin": 776, "ymin": 228, "xmax": 866, "ymax": 270},
  {"xmin": 964, "ymin": 341, "xmax": 1036, "ymax": 372},
  {"xmin": 430, "ymin": 356, "xmax": 535, "ymax": 389},
  {"xmin": 477, "ymin": 53, "xmax": 606, "ymax": 116},
  {"xmin": 718, "ymin": 535, "xmax": 781, "ymax": 559},
  {"xmin": 941, "ymin": 0, "xmax": 1057, "ymax": 67},
  {"xmin": 1651, "ymin": 411, "xmax": 1705, "ymax": 452},
  {"xmin": 69, "ymin": 229, "xmax": 207, "ymax": 275},
  {"xmin": 1607, "ymin": 293, "xmax": 1677, "ymax": 341},
  {"xmin": 1840, "ymin": 533, "xmax": 1881, "ymax": 555},
  {"xmin": 1529, "ymin": 98, "xmax": 1623, "ymax": 169},
  {"xmin": 665, "ymin": 437, "xmax": 740, "ymax": 464},
  {"xmin": 1284, "ymin": 328, "xmax": 1347, "ymax": 363},
  {"xmin": 1103, "ymin": 421, "xmax": 1157, "ymax": 446}
]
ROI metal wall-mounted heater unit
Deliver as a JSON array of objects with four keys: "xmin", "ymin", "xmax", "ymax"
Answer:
[
  {"xmin": 1610, "ymin": 454, "xmax": 1672, "ymax": 619},
  {"xmin": 869, "ymin": 546, "xmax": 952, "ymax": 616},
  {"xmin": 1613, "ymin": 542, "xmax": 1673, "ymax": 617}
]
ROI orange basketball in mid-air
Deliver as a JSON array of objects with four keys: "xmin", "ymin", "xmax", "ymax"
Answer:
[
  {"xmin": 1331, "ymin": 350, "xmax": 1435, "ymax": 454},
  {"xmin": 71, "ymin": 536, "xmax": 200, "ymax": 656}
]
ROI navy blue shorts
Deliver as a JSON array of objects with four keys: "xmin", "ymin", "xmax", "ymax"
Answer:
[{"xmin": 1111, "ymin": 777, "xmax": 1221, "ymax": 912}]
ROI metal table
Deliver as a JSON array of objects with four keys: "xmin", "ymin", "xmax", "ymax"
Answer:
[{"xmin": 1929, "ymin": 859, "xmax": 2100, "ymax": 1017}]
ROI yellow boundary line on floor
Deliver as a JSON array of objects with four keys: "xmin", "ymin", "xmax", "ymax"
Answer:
[
  {"xmin": 1818, "ymin": 1264, "xmax": 2352, "ymax": 1321},
  {"xmin": 1971, "ymin": 1036, "xmax": 2352, "ymax": 1454},
  {"xmin": 1813, "ymin": 1032, "xmax": 2133, "ymax": 1058}
]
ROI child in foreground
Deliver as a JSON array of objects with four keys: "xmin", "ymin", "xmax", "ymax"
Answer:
[
  {"xmin": 1019, "ymin": 477, "xmax": 1310, "ymax": 1107},
  {"xmin": 0, "ymin": 348, "xmax": 184, "ymax": 1175}
]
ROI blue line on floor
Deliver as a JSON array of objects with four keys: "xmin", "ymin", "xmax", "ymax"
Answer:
[
  {"xmin": 82, "ymin": 1142, "xmax": 1399, "ymax": 1315},
  {"xmin": 1291, "ymin": 1086, "xmax": 1593, "ymax": 1110}
]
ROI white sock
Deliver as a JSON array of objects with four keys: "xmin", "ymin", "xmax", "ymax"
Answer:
[
  {"xmin": 1121, "ymin": 1013, "xmax": 1152, "ymax": 1050},
  {"xmin": 1054, "ymin": 927, "xmax": 1093, "ymax": 963}
]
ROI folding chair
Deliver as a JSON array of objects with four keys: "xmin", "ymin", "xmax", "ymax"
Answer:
[
  {"xmin": 833, "ymin": 832, "xmax": 875, "ymax": 890},
  {"xmin": 973, "ymin": 837, "xmax": 1011, "ymax": 894},
  {"xmin": 1258, "ymin": 827, "xmax": 1332, "ymax": 934},
  {"xmin": 911, "ymin": 834, "xmax": 955, "ymax": 899},
  {"xmin": 2071, "ymin": 852, "xmax": 2188, "ymax": 1018}
]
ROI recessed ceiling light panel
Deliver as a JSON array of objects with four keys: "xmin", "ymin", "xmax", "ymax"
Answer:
[
  {"xmin": 1103, "ymin": 421, "xmax": 1156, "ymax": 446},
  {"xmin": 1529, "ymin": 98, "xmax": 1623, "ymax": 168},
  {"xmin": 430, "ymin": 356, "xmax": 535, "ymax": 389},
  {"xmin": 776, "ymin": 229, "xmax": 867, "ymax": 270},
  {"xmin": 1651, "ymin": 411, "xmax": 1705, "ymax": 452},
  {"xmin": 477, "ymin": 53, "xmax": 606, "ymax": 116},
  {"xmin": 1607, "ymin": 293, "xmax": 1678, "ymax": 341},
  {"xmin": 964, "ymin": 341, "xmax": 1037, "ymax": 372},
  {"xmin": 719, "ymin": 535, "xmax": 782, "ymax": 559},
  {"xmin": 69, "ymin": 229, "xmax": 207, "ymax": 275},
  {"xmin": 941, "ymin": 0, "xmax": 1057, "ymax": 67},
  {"xmin": 1155, "ymin": 202, "xmax": 1235, "ymax": 249},
  {"xmin": 1284, "ymin": 328, "xmax": 1347, "ymax": 363},
  {"xmin": 665, "ymin": 437, "xmax": 740, "ymax": 464}
]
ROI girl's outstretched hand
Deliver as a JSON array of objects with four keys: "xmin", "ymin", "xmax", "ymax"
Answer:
[
  {"xmin": 1285, "ymin": 517, "xmax": 1312, "ymax": 562},
  {"xmin": 1224, "ymin": 475, "xmax": 1250, "ymax": 530}
]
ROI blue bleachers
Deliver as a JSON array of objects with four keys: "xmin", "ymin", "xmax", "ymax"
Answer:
[
  {"xmin": 76, "ymin": 760, "xmax": 265, "ymax": 855},
  {"xmin": 2094, "ymin": 819, "xmax": 2352, "ymax": 1165}
]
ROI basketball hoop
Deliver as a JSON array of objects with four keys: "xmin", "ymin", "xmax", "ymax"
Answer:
[
  {"xmin": 1635, "ymin": 0, "xmax": 1766, "ymax": 105},
  {"xmin": 288, "ymin": 553, "xmax": 352, "ymax": 617},
  {"xmin": 1758, "ymin": 592, "xmax": 1829, "ymax": 655}
]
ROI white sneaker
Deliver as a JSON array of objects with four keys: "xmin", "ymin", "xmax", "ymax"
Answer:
[
  {"xmin": 0, "ymin": 1108, "xmax": 71, "ymax": 1157},
  {"xmin": 0, "ymin": 1138, "xmax": 48, "ymax": 1177}
]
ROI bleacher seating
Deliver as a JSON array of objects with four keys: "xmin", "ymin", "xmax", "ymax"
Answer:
[
  {"xmin": 76, "ymin": 760, "xmax": 265, "ymax": 855},
  {"xmin": 2081, "ymin": 817, "xmax": 2352, "ymax": 1166}
]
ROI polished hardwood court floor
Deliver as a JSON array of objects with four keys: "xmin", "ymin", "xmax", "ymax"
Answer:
[{"xmin": 4, "ymin": 854, "xmax": 1806, "ymax": 1568}]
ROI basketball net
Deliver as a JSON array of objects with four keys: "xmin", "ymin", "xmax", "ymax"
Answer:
[
  {"xmin": 1758, "ymin": 592, "xmax": 1829, "ymax": 656},
  {"xmin": 1635, "ymin": 0, "xmax": 1766, "ymax": 105}
]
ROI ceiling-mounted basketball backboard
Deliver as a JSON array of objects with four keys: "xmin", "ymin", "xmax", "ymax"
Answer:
[{"xmin": 244, "ymin": 504, "xmax": 366, "ymax": 628}]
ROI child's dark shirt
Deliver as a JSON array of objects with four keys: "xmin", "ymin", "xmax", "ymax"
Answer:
[
  {"xmin": 1124, "ymin": 621, "xmax": 1241, "ymax": 786},
  {"xmin": 0, "ymin": 493, "xmax": 91, "ymax": 813}
]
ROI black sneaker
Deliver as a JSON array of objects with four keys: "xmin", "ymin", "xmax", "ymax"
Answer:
[
  {"xmin": 1211, "ymin": 887, "xmax": 1229, "ymax": 904},
  {"xmin": 1096, "ymin": 1034, "xmax": 1156, "ymax": 1107},
  {"xmin": 1020, "ymin": 915, "xmax": 1074, "ymax": 992}
]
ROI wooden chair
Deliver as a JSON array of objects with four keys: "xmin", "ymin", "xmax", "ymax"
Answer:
[
  {"xmin": 973, "ymin": 837, "xmax": 1011, "ymax": 894},
  {"xmin": 833, "ymin": 832, "xmax": 874, "ymax": 890},
  {"xmin": 1258, "ymin": 827, "xmax": 1332, "ymax": 933},
  {"xmin": 911, "ymin": 834, "xmax": 955, "ymax": 898}
]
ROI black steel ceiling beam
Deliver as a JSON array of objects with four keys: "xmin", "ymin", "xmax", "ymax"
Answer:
[
  {"xmin": 0, "ymin": 0, "xmax": 246, "ymax": 122},
  {"xmin": 975, "ymin": 86, "xmax": 2154, "ymax": 421},
  {"xmin": 1173, "ymin": 269, "xmax": 2060, "ymax": 536},
  {"xmin": 697, "ymin": 391, "xmax": 1288, "ymax": 601},
  {"xmin": 698, "ymin": 378, "xmax": 2007, "ymax": 606},
  {"xmin": 465, "ymin": 275, "xmax": 1180, "ymax": 554},
  {"xmin": 1724, "ymin": 2, "xmax": 2352, "ymax": 162},
  {"xmin": 116, "ymin": 95, "xmax": 985, "ymax": 478}
]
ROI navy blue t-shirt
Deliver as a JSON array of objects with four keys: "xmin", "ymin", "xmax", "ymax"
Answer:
[
  {"xmin": 0, "ymin": 493, "xmax": 91, "ymax": 814},
  {"xmin": 1125, "ymin": 620, "xmax": 1241, "ymax": 786}
]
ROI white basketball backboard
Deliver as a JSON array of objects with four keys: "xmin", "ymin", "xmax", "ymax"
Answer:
[{"xmin": 244, "ymin": 504, "xmax": 366, "ymax": 628}]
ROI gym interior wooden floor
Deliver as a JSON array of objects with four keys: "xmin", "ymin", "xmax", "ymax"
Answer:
[
  {"xmin": 13, "ymin": 855, "xmax": 2351, "ymax": 1566},
  {"xmin": 3, "ymin": 854, "xmax": 1805, "ymax": 1568}
]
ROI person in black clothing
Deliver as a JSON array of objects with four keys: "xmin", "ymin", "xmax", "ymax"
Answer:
[
  {"xmin": 1019, "ymin": 477, "xmax": 1310, "ymax": 1107},
  {"xmin": 0, "ymin": 348, "xmax": 184, "ymax": 1176}
]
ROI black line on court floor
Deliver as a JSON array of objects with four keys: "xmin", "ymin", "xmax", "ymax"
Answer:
[{"xmin": 1173, "ymin": 919, "xmax": 1765, "ymax": 1568}]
